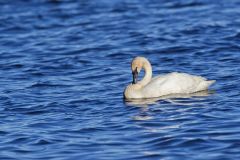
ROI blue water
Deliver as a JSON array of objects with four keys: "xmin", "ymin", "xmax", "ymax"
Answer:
[{"xmin": 0, "ymin": 0, "xmax": 240, "ymax": 159}]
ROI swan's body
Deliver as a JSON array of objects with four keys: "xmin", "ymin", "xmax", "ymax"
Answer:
[{"xmin": 124, "ymin": 57, "xmax": 215, "ymax": 99}]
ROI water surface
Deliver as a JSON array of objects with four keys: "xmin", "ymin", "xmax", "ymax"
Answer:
[{"xmin": 0, "ymin": 0, "xmax": 240, "ymax": 159}]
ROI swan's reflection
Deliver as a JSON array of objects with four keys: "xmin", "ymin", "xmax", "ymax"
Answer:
[
  {"xmin": 127, "ymin": 90, "xmax": 215, "ymax": 123},
  {"xmin": 125, "ymin": 90, "xmax": 214, "ymax": 107}
]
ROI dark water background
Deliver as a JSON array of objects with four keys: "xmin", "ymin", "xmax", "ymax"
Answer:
[{"xmin": 0, "ymin": 0, "xmax": 240, "ymax": 159}]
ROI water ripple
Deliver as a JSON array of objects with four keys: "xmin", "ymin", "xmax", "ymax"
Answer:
[{"xmin": 0, "ymin": 0, "xmax": 240, "ymax": 160}]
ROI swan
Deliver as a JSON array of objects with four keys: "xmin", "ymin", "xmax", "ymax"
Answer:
[{"xmin": 124, "ymin": 57, "xmax": 215, "ymax": 99}]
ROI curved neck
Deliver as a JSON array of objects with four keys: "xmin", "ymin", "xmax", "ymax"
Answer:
[{"xmin": 138, "ymin": 60, "xmax": 152, "ymax": 86}]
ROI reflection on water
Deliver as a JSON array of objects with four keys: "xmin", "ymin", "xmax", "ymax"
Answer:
[
  {"xmin": 125, "ymin": 90, "xmax": 214, "ymax": 107},
  {"xmin": 128, "ymin": 90, "xmax": 215, "ymax": 122}
]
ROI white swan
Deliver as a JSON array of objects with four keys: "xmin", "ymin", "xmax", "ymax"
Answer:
[{"xmin": 124, "ymin": 57, "xmax": 215, "ymax": 99}]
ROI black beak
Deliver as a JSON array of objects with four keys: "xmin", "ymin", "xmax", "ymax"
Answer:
[{"xmin": 132, "ymin": 67, "xmax": 138, "ymax": 84}]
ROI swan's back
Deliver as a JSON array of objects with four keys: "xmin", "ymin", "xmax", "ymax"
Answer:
[{"xmin": 142, "ymin": 72, "xmax": 215, "ymax": 98}]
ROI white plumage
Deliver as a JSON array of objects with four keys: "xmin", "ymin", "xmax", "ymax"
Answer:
[{"xmin": 124, "ymin": 57, "xmax": 215, "ymax": 99}]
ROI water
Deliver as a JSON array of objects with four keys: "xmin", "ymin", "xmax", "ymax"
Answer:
[{"xmin": 0, "ymin": 0, "xmax": 240, "ymax": 159}]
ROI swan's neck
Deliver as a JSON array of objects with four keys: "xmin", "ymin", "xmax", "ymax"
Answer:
[{"xmin": 138, "ymin": 60, "xmax": 152, "ymax": 87}]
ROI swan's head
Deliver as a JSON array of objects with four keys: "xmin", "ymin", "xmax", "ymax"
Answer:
[{"xmin": 131, "ymin": 57, "xmax": 148, "ymax": 84}]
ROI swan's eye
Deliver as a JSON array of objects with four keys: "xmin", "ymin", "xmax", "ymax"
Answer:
[
  {"xmin": 136, "ymin": 67, "xmax": 141, "ymax": 73},
  {"xmin": 132, "ymin": 67, "xmax": 138, "ymax": 74}
]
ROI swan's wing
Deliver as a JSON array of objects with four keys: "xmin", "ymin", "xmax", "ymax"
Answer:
[{"xmin": 142, "ymin": 72, "xmax": 214, "ymax": 97}]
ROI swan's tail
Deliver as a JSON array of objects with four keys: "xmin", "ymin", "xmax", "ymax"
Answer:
[
  {"xmin": 197, "ymin": 80, "xmax": 216, "ymax": 91},
  {"xmin": 207, "ymin": 80, "xmax": 216, "ymax": 86}
]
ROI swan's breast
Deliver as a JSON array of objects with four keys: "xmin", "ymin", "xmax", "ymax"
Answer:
[{"xmin": 124, "ymin": 84, "xmax": 143, "ymax": 99}]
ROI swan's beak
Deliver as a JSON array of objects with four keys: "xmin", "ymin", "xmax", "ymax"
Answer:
[{"xmin": 132, "ymin": 68, "xmax": 138, "ymax": 84}]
